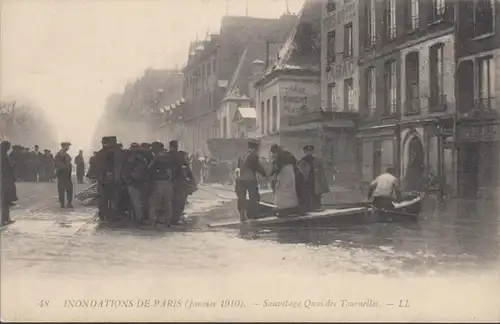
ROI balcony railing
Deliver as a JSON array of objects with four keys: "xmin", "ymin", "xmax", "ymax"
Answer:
[
  {"xmin": 428, "ymin": 93, "xmax": 447, "ymax": 112},
  {"xmin": 470, "ymin": 97, "xmax": 498, "ymax": 118},
  {"xmin": 404, "ymin": 98, "xmax": 421, "ymax": 115}
]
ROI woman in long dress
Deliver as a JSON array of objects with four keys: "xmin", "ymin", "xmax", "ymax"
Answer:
[{"xmin": 269, "ymin": 145, "xmax": 303, "ymax": 217}]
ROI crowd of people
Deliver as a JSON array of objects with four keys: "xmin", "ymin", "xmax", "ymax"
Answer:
[
  {"xmin": 8, "ymin": 145, "xmax": 55, "ymax": 182},
  {"xmin": 82, "ymin": 137, "xmax": 197, "ymax": 229}
]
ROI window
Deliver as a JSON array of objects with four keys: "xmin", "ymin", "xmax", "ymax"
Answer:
[
  {"xmin": 386, "ymin": 0, "xmax": 396, "ymax": 41},
  {"xmin": 366, "ymin": 0, "xmax": 376, "ymax": 48},
  {"xmin": 430, "ymin": 0, "xmax": 446, "ymax": 22},
  {"xmin": 260, "ymin": 101, "xmax": 265, "ymax": 134},
  {"xmin": 328, "ymin": 83, "xmax": 337, "ymax": 110},
  {"xmin": 384, "ymin": 60, "xmax": 397, "ymax": 115},
  {"xmin": 266, "ymin": 99, "xmax": 271, "ymax": 133},
  {"xmin": 405, "ymin": 52, "xmax": 420, "ymax": 114},
  {"xmin": 408, "ymin": 0, "xmax": 420, "ymax": 30},
  {"xmin": 429, "ymin": 44, "xmax": 445, "ymax": 111},
  {"xmin": 272, "ymin": 96, "xmax": 278, "ymax": 132},
  {"xmin": 478, "ymin": 56, "xmax": 494, "ymax": 110},
  {"xmin": 327, "ymin": 0, "xmax": 336, "ymax": 12},
  {"xmin": 473, "ymin": 0, "xmax": 494, "ymax": 37},
  {"xmin": 366, "ymin": 67, "xmax": 376, "ymax": 116},
  {"xmin": 344, "ymin": 78, "xmax": 354, "ymax": 111},
  {"xmin": 327, "ymin": 31, "xmax": 336, "ymax": 63},
  {"xmin": 344, "ymin": 24, "xmax": 353, "ymax": 58}
]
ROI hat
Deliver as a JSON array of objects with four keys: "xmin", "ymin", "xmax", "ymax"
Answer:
[
  {"xmin": 270, "ymin": 144, "xmax": 281, "ymax": 153},
  {"xmin": 151, "ymin": 141, "xmax": 164, "ymax": 149},
  {"xmin": 247, "ymin": 139, "xmax": 259, "ymax": 148},
  {"xmin": 61, "ymin": 142, "xmax": 71, "ymax": 147},
  {"xmin": 130, "ymin": 142, "xmax": 140, "ymax": 148},
  {"xmin": 169, "ymin": 140, "xmax": 179, "ymax": 147},
  {"xmin": 303, "ymin": 144, "xmax": 314, "ymax": 152},
  {"xmin": 101, "ymin": 136, "xmax": 117, "ymax": 144},
  {"xmin": 141, "ymin": 142, "xmax": 151, "ymax": 148}
]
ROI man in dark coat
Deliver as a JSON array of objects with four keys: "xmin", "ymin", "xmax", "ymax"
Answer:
[
  {"xmin": 1, "ymin": 141, "xmax": 17, "ymax": 225},
  {"xmin": 54, "ymin": 142, "xmax": 74, "ymax": 208},
  {"xmin": 74, "ymin": 150, "xmax": 85, "ymax": 184},
  {"xmin": 93, "ymin": 136, "xmax": 124, "ymax": 221},
  {"xmin": 297, "ymin": 145, "xmax": 330, "ymax": 212},
  {"xmin": 235, "ymin": 140, "xmax": 267, "ymax": 221},
  {"xmin": 169, "ymin": 140, "xmax": 196, "ymax": 225},
  {"xmin": 33, "ymin": 145, "xmax": 42, "ymax": 182},
  {"xmin": 122, "ymin": 143, "xmax": 149, "ymax": 223}
]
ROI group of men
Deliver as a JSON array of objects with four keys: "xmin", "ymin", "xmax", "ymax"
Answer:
[
  {"xmin": 85, "ymin": 136, "xmax": 196, "ymax": 228},
  {"xmin": 234, "ymin": 140, "xmax": 331, "ymax": 220},
  {"xmin": 8, "ymin": 145, "xmax": 55, "ymax": 182},
  {"xmin": 234, "ymin": 139, "xmax": 402, "ymax": 221}
]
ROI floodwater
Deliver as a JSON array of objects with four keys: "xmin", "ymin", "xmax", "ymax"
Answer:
[{"xmin": 1, "ymin": 183, "xmax": 499, "ymax": 322}]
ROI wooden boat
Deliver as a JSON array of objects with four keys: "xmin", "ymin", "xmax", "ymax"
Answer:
[{"xmin": 208, "ymin": 194, "xmax": 424, "ymax": 229}]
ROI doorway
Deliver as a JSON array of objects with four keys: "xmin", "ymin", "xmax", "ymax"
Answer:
[{"xmin": 405, "ymin": 136, "xmax": 425, "ymax": 191}]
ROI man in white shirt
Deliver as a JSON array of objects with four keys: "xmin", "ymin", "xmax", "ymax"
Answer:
[{"xmin": 368, "ymin": 167, "xmax": 401, "ymax": 210}]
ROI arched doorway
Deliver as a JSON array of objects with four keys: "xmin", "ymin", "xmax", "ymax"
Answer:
[{"xmin": 405, "ymin": 136, "xmax": 425, "ymax": 191}]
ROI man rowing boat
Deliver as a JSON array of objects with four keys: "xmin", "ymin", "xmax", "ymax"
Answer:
[{"xmin": 367, "ymin": 166, "xmax": 402, "ymax": 210}]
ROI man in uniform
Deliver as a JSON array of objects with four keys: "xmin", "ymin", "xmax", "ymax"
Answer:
[
  {"xmin": 297, "ymin": 145, "xmax": 330, "ymax": 212},
  {"xmin": 147, "ymin": 141, "xmax": 178, "ymax": 228},
  {"xmin": 368, "ymin": 166, "xmax": 402, "ymax": 210},
  {"xmin": 122, "ymin": 143, "xmax": 149, "ymax": 223},
  {"xmin": 94, "ymin": 136, "xmax": 123, "ymax": 221},
  {"xmin": 169, "ymin": 140, "xmax": 196, "ymax": 225},
  {"xmin": 54, "ymin": 142, "xmax": 74, "ymax": 208},
  {"xmin": 235, "ymin": 139, "xmax": 267, "ymax": 221}
]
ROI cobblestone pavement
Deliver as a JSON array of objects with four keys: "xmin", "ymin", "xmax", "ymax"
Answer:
[{"xmin": 1, "ymin": 181, "xmax": 499, "ymax": 322}]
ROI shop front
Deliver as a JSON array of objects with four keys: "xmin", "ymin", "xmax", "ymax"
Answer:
[{"xmin": 456, "ymin": 121, "xmax": 500, "ymax": 199}]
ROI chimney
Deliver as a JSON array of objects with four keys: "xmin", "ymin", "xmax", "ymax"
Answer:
[{"xmin": 252, "ymin": 59, "xmax": 266, "ymax": 76}]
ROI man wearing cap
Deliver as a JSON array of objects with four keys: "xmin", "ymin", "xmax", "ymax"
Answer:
[
  {"xmin": 147, "ymin": 141, "xmax": 179, "ymax": 228},
  {"xmin": 169, "ymin": 140, "xmax": 196, "ymax": 225},
  {"xmin": 122, "ymin": 142, "xmax": 149, "ymax": 223},
  {"xmin": 54, "ymin": 142, "xmax": 74, "ymax": 208},
  {"xmin": 74, "ymin": 150, "xmax": 85, "ymax": 184},
  {"xmin": 235, "ymin": 139, "xmax": 267, "ymax": 221},
  {"xmin": 94, "ymin": 136, "xmax": 124, "ymax": 220},
  {"xmin": 297, "ymin": 145, "xmax": 330, "ymax": 212}
]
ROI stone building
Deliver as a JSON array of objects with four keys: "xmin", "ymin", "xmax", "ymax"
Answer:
[
  {"xmin": 455, "ymin": 0, "xmax": 500, "ymax": 198},
  {"xmin": 178, "ymin": 14, "xmax": 297, "ymax": 156},
  {"xmin": 255, "ymin": 0, "xmax": 325, "ymax": 161},
  {"xmin": 356, "ymin": 0, "xmax": 456, "ymax": 192},
  {"xmin": 320, "ymin": 0, "xmax": 361, "ymax": 185}
]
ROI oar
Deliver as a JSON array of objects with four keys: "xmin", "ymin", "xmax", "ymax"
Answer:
[{"xmin": 321, "ymin": 201, "xmax": 372, "ymax": 208}]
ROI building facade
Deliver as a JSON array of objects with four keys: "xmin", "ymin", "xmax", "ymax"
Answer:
[
  {"xmin": 255, "ymin": 0, "xmax": 326, "ymax": 161},
  {"xmin": 178, "ymin": 15, "xmax": 297, "ymax": 156},
  {"xmin": 320, "ymin": 0, "xmax": 361, "ymax": 185},
  {"xmin": 455, "ymin": 0, "xmax": 500, "ymax": 198},
  {"xmin": 357, "ymin": 0, "xmax": 456, "ymax": 192}
]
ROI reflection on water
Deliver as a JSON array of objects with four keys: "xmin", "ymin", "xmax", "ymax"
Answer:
[{"xmin": 237, "ymin": 197, "xmax": 500, "ymax": 274}]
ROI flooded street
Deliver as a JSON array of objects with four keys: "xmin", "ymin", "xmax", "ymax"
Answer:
[{"xmin": 1, "ymin": 182, "xmax": 499, "ymax": 322}]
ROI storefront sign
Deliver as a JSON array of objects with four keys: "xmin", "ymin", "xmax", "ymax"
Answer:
[
  {"xmin": 327, "ymin": 59, "xmax": 355, "ymax": 82},
  {"xmin": 457, "ymin": 124, "xmax": 500, "ymax": 141},
  {"xmin": 323, "ymin": 2, "xmax": 357, "ymax": 30},
  {"xmin": 281, "ymin": 83, "xmax": 319, "ymax": 116}
]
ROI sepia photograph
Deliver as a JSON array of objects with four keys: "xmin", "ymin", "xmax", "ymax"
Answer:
[{"xmin": 0, "ymin": 0, "xmax": 499, "ymax": 321}]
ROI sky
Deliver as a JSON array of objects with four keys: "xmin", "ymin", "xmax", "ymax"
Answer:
[{"xmin": 1, "ymin": 0, "xmax": 304, "ymax": 154}]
